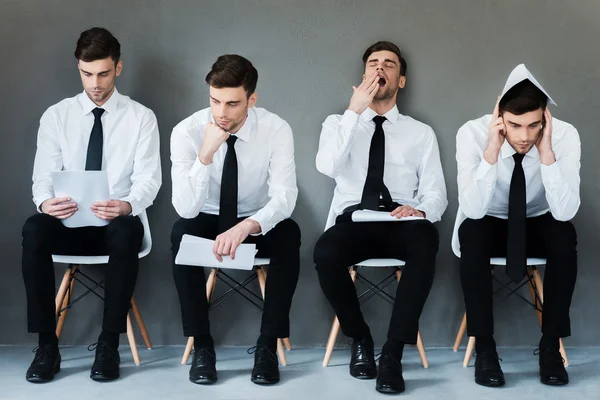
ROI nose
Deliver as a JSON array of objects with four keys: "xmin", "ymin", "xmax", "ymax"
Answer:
[{"xmin": 91, "ymin": 75, "xmax": 100, "ymax": 88}]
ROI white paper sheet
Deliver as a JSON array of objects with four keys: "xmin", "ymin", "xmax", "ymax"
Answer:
[
  {"xmin": 51, "ymin": 171, "xmax": 110, "ymax": 228},
  {"xmin": 351, "ymin": 209, "xmax": 425, "ymax": 222},
  {"xmin": 175, "ymin": 235, "xmax": 257, "ymax": 270},
  {"xmin": 500, "ymin": 64, "xmax": 556, "ymax": 106}
]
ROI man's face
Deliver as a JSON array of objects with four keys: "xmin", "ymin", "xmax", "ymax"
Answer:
[
  {"xmin": 209, "ymin": 86, "xmax": 257, "ymax": 133},
  {"xmin": 363, "ymin": 50, "xmax": 406, "ymax": 101},
  {"xmin": 78, "ymin": 57, "xmax": 121, "ymax": 106},
  {"xmin": 502, "ymin": 108, "xmax": 544, "ymax": 154}
]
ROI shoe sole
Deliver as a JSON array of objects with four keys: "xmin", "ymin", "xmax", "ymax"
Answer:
[
  {"xmin": 90, "ymin": 373, "xmax": 120, "ymax": 382},
  {"xmin": 351, "ymin": 373, "xmax": 377, "ymax": 380},
  {"xmin": 475, "ymin": 378, "xmax": 505, "ymax": 387},
  {"xmin": 376, "ymin": 385, "xmax": 405, "ymax": 394},
  {"xmin": 540, "ymin": 379, "xmax": 568, "ymax": 386},
  {"xmin": 251, "ymin": 377, "xmax": 280, "ymax": 385},
  {"xmin": 26, "ymin": 363, "xmax": 60, "ymax": 383},
  {"xmin": 189, "ymin": 377, "xmax": 218, "ymax": 385}
]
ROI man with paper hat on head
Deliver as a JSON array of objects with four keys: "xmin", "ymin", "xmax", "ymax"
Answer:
[{"xmin": 454, "ymin": 64, "xmax": 580, "ymax": 387}]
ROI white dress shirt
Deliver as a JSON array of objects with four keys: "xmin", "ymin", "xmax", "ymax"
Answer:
[
  {"xmin": 32, "ymin": 88, "xmax": 162, "ymax": 216},
  {"xmin": 452, "ymin": 114, "xmax": 581, "ymax": 256},
  {"xmin": 170, "ymin": 107, "xmax": 297, "ymax": 235},
  {"xmin": 316, "ymin": 106, "xmax": 448, "ymax": 223}
]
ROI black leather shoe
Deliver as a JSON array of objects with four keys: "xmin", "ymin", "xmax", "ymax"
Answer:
[
  {"xmin": 375, "ymin": 352, "xmax": 405, "ymax": 394},
  {"xmin": 474, "ymin": 349, "xmax": 505, "ymax": 387},
  {"xmin": 26, "ymin": 345, "xmax": 61, "ymax": 383},
  {"xmin": 89, "ymin": 341, "xmax": 120, "ymax": 381},
  {"xmin": 189, "ymin": 347, "xmax": 217, "ymax": 384},
  {"xmin": 350, "ymin": 338, "xmax": 377, "ymax": 379},
  {"xmin": 536, "ymin": 347, "xmax": 568, "ymax": 385},
  {"xmin": 249, "ymin": 345, "xmax": 279, "ymax": 385}
]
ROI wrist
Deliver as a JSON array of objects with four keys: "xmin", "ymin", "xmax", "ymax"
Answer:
[
  {"xmin": 199, "ymin": 150, "xmax": 213, "ymax": 165},
  {"xmin": 242, "ymin": 218, "xmax": 262, "ymax": 235},
  {"xmin": 539, "ymin": 148, "xmax": 556, "ymax": 166},
  {"xmin": 483, "ymin": 146, "xmax": 500, "ymax": 165}
]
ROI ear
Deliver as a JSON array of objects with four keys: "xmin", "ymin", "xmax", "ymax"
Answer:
[
  {"xmin": 115, "ymin": 60, "xmax": 123, "ymax": 77},
  {"xmin": 398, "ymin": 76, "xmax": 406, "ymax": 89},
  {"xmin": 248, "ymin": 92, "xmax": 258, "ymax": 108}
]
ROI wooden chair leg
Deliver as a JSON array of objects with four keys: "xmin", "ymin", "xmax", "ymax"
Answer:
[
  {"xmin": 416, "ymin": 331, "xmax": 429, "ymax": 368},
  {"xmin": 256, "ymin": 267, "xmax": 287, "ymax": 366},
  {"xmin": 454, "ymin": 313, "xmax": 467, "ymax": 351},
  {"xmin": 283, "ymin": 337, "xmax": 292, "ymax": 350},
  {"xmin": 126, "ymin": 313, "xmax": 141, "ymax": 365},
  {"xmin": 55, "ymin": 267, "xmax": 73, "ymax": 315},
  {"xmin": 463, "ymin": 336, "xmax": 475, "ymax": 367},
  {"xmin": 323, "ymin": 267, "xmax": 358, "ymax": 367},
  {"xmin": 56, "ymin": 267, "xmax": 78, "ymax": 339},
  {"xmin": 181, "ymin": 268, "xmax": 219, "ymax": 365},
  {"xmin": 529, "ymin": 267, "xmax": 569, "ymax": 367},
  {"xmin": 130, "ymin": 296, "xmax": 152, "ymax": 349},
  {"xmin": 323, "ymin": 316, "xmax": 341, "ymax": 367}
]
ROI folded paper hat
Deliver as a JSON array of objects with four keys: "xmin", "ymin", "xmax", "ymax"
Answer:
[{"xmin": 500, "ymin": 64, "xmax": 557, "ymax": 106}]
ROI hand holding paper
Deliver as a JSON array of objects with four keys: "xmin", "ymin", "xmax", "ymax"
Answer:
[
  {"xmin": 176, "ymin": 235, "xmax": 257, "ymax": 270},
  {"xmin": 351, "ymin": 209, "xmax": 424, "ymax": 222}
]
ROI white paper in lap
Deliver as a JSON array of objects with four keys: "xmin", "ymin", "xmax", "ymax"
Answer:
[
  {"xmin": 51, "ymin": 171, "xmax": 110, "ymax": 228},
  {"xmin": 175, "ymin": 235, "xmax": 257, "ymax": 270},
  {"xmin": 351, "ymin": 209, "xmax": 425, "ymax": 222}
]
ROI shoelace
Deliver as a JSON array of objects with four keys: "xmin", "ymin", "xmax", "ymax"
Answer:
[
  {"xmin": 474, "ymin": 350, "xmax": 503, "ymax": 363},
  {"xmin": 375, "ymin": 352, "xmax": 403, "ymax": 372},
  {"xmin": 31, "ymin": 345, "xmax": 55, "ymax": 361},
  {"xmin": 191, "ymin": 347, "xmax": 216, "ymax": 363},
  {"xmin": 534, "ymin": 348, "xmax": 565, "ymax": 364},
  {"xmin": 247, "ymin": 345, "xmax": 278, "ymax": 364},
  {"xmin": 87, "ymin": 341, "xmax": 119, "ymax": 360}
]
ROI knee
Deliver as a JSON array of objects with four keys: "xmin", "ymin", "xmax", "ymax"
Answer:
[
  {"xmin": 271, "ymin": 218, "xmax": 301, "ymax": 249},
  {"xmin": 458, "ymin": 218, "xmax": 491, "ymax": 252},
  {"xmin": 22, "ymin": 214, "xmax": 55, "ymax": 248},
  {"xmin": 313, "ymin": 231, "xmax": 343, "ymax": 269},
  {"xmin": 410, "ymin": 221, "xmax": 439, "ymax": 253},
  {"xmin": 545, "ymin": 220, "xmax": 577, "ymax": 258},
  {"xmin": 106, "ymin": 216, "xmax": 144, "ymax": 252},
  {"xmin": 171, "ymin": 218, "xmax": 192, "ymax": 248}
]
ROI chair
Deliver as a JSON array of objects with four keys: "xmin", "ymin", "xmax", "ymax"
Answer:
[
  {"xmin": 450, "ymin": 208, "xmax": 569, "ymax": 367},
  {"xmin": 321, "ymin": 204, "xmax": 429, "ymax": 368},
  {"xmin": 180, "ymin": 258, "xmax": 292, "ymax": 366},
  {"xmin": 52, "ymin": 210, "xmax": 153, "ymax": 366}
]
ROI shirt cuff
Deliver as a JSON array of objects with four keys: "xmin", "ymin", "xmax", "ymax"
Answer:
[
  {"xmin": 414, "ymin": 204, "xmax": 436, "ymax": 223},
  {"xmin": 121, "ymin": 196, "xmax": 141, "ymax": 216},
  {"xmin": 189, "ymin": 157, "xmax": 212, "ymax": 184},
  {"xmin": 540, "ymin": 161, "xmax": 562, "ymax": 189},
  {"xmin": 340, "ymin": 109, "xmax": 361, "ymax": 130},
  {"xmin": 474, "ymin": 158, "xmax": 497, "ymax": 181},
  {"xmin": 247, "ymin": 210, "xmax": 274, "ymax": 236},
  {"xmin": 34, "ymin": 194, "xmax": 53, "ymax": 213}
]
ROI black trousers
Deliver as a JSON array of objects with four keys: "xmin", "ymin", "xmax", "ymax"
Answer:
[
  {"xmin": 171, "ymin": 213, "xmax": 301, "ymax": 338},
  {"xmin": 459, "ymin": 212, "xmax": 577, "ymax": 338},
  {"xmin": 22, "ymin": 213, "xmax": 144, "ymax": 334},
  {"xmin": 313, "ymin": 219, "xmax": 438, "ymax": 344}
]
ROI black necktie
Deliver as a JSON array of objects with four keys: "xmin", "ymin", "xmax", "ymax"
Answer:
[
  {"xmin": 507, "ymin": 153, "xmax": 527, "ymax": 282},
  {"xmin": 85, "ymin": 108, "xmax": 105, "ymax": 171},
  {"xmin": 360, "ymin": 115, "xmax": 393, "ymax": 210},
  {"xmin": 218, "ymin": 135, "xmax": 238, "ymax": 233}
]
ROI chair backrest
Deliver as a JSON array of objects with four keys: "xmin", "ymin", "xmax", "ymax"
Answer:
[{"xmin": 52, "ymin": 210, "xmax": 152, "ymax": 265}]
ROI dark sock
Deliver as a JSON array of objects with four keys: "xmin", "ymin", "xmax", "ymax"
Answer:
[
  {"xmin": 257, "ymin": 334, "xmax": 277, "ymax": 354},
  {"xmin": 539, "ymin": 334, "xmax": 560, "ymax": 352},
  {"xmin": 38, "ymin": 332, "xmax": 58, "ymax": 348},
  {"xmin": 475, "ymin": 335, "xmax": 496, "ymax": 354},
  {"xmin": 382, "ymin": 339, "xmax": 405, "ymax": 360},
  {"xmin": 193, "ymin": 334, "xmax": 214, "ymax": 351},
  {"xmin": 98, "ymin": 331, "xmax": 119, "ymax": 350}
]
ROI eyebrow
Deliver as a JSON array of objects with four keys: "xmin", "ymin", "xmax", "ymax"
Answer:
[
  {"xmin": 210, "ymin": 96, "xmax": 241, "ymax": 104},
  {"xmin": 368, "ymin": 58, "xmax": 397, "ymax": 65},
  {"xmin": 80, "ymin": 68, "xmax": 112, "ymax": 75},
  {"xmin": 507, "ymin": 119, "xmax": 542, "ymax": 126}
]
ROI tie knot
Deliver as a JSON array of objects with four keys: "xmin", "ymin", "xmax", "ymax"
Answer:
[
  {"xmin": 373, "ymin": 115, "xmax": 386, "ymax": 126},
  {"xmin": 226, "ymin": 135, "xmax": 238, "ymax": 147},
  {"xmin": 92, "ymin": 108, "xmax": 105, "ymax": 119},
  {"xmin": 513, "ymin": 153, "xmax": 525, "ymax": 164}
]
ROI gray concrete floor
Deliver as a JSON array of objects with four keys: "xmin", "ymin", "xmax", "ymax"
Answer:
[{"xmin": 1, "ymin": 345, "xmax": 599, "ymax": 399}]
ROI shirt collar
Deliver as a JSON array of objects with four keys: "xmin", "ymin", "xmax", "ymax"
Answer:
[
  {"xmin": 360, "ymin": 105, "xmax": 400, "ymax": 126},
  {"xmin": 500, "ymin": 138, "xmax": 540, "ymax": 160},
  {"xmin": 210, "ymin": 108, "xmax": 255, "ymax": 143},
  {"xmin": 78, "ymin": 87, "xmax": 121, "ymax": 116}
]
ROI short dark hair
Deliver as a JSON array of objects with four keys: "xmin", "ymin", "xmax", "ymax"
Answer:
[
  {"xmin": 205, "ymin": 54, "xmax": 258, "ymax": 97},
  {"xmin": 499, "ymin": 79, "xmax": 548, "ymax": 115},
  {"xmin": 74, "ymin": 27, "xmax": 121, "ymax": 65},
  {"xmin": 362, "ymin": 41, "xmax": 407, "ymax": 76}
]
